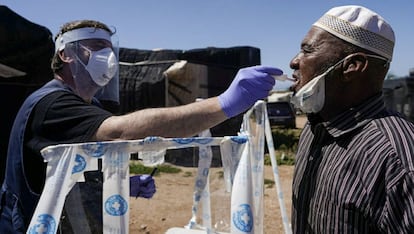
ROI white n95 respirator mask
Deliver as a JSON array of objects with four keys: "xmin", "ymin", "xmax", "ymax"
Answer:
[{"xmin": 79, "ymin": 45, "xmax": 118, "ymax": 87}]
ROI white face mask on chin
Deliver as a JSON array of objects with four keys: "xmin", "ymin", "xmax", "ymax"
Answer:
[
  {"xmin": 290, "ymin": 71, "xmax": 327, "ymax": 114},
  {"xmin": 290, "ymin": 57, "xmax": 346, "ymax": 114}
]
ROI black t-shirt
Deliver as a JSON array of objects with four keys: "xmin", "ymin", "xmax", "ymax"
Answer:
[{"xmin": 24, "ymin": 91, "xmax": 112, "ymax": 194}]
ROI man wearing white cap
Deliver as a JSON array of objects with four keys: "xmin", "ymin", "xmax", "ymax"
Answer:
[
  {"xmin": 290, "ymin": 5, "xmax": 414, "ymax": 233},
  {"xmin": 0, "ymin": 20, "xmax": 283, "ymax": 232}
]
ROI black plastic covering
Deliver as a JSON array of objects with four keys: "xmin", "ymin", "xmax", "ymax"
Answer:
[
  {"xmin": 119, "ymin": 46, "xmax": 261, "ymax": 166},
  {"xmin": 0, "ymin": 5, "xmax": 55, "ymax": 183}
]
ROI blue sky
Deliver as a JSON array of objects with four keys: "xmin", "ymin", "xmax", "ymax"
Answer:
[{"xmin": 2, "ymin": 1, "xmax": 413, "ymax": 89}]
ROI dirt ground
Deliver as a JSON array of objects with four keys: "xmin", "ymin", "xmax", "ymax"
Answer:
[
  {"xmin": 129, "ymin": 165, "xmax": 294, "ymax": 234},
  {"xmin": 129, "ymin": 116, "xmax": 306, "ymax": 233}
]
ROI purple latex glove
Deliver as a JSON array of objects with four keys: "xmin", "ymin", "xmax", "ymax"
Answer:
[
  {"xmin": 130, "ymin": 174, "xmax": 156, "ymax": 199},
  {"xmin": 218, "ymin": 65, "xmax": 283, "ymax": 117}
]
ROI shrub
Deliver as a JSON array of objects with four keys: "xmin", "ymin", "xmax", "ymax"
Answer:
[{"xmin": 129, "ymin": 162, "xmax": 181, "ymax": 175}]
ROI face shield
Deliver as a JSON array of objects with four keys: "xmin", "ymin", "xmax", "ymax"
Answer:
[
  {"xmin": 55, "ymin": 27, "xmax": 119, "ymax": 109},
  {"xmin": 94, "ymin": 34, "xmax": 120, "ymax": 113}
]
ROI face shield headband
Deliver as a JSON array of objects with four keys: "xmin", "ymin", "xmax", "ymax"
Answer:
[{"xmin": 55, "ymin": 27, "xmax": 112, "ymax": 52}]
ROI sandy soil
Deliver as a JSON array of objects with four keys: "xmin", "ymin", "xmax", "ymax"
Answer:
[
  {"xmin": 295, "ymin": 114, "xmax": 307, "ymax": 129},
  {"xmin": 129, "ymin": 165, "xmax": 294, "ymax": 234}
]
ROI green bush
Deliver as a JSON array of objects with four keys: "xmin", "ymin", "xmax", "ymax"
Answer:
[
  {"xmin": 271, "ymin": 128, "xmax": 301, "ymax": 150},
  {"xmin": 264, "ymin": 178, "xmax": 275, "ymax": 188},
  {"xmin": 264, "ymin": 128, "xmax": 301, "ymax": 166},
  {"xmin": 264, "ymin": 151, "xmax": 295, "ymax": 166},
  {"xmin": 129, "ymin": 162, "xmax": 182, "ymax": 175}
]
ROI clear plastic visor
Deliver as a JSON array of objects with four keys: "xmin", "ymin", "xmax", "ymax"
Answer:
[{"xmin": 56, "ymin": 28, "xmax": 120, "ymax": 109}]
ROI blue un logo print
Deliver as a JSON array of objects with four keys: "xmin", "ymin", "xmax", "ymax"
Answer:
[
  {"xmin": 28, "ymin": 214, "xmax": 56, "ymax": 234},
  {"xmin": 105, "ymin": 194, "xmax": 128, "ymax": 216},
  {"xmin": 173, "ymin": 138, "xmax": 195, "ymax": 144},
  {"xmin": 232, "ymin": 203, "xmax": 253, "ymax": 232},
  {"xmin": 72, "ymin": 154, "xmax": 86, "ymax": 174},
  {"xmin": 81, "ymin": 142, "xmax": 107, "ymax": 157},
  {"xmin": 230, "ymin": 136, "xmax": 248, "ymax": 144}
]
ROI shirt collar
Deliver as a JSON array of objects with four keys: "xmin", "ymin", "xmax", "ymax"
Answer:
[{"xmin": 310, "ymin": 93, "xmax": 386, "ymax": 138}]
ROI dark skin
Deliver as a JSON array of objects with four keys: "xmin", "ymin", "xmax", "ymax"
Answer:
[{"xmin": 290, "ymin": 26, "xmax": 388, "ymax": 120}]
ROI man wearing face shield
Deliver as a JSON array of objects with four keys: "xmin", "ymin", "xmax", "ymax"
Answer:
[
  {"xmin": 0, "ymin": 20, "xmax": 283, "ymax": 233},
  {"xmin": 289, "ymin": 5, "xmax": 414, "ymax": 233}
]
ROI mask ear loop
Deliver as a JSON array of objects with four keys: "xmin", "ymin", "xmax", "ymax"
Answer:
[
  {"xmin": 76, "ymin": 43, "xmax": 93, "ymax": 68},
  {"xmin": 63, "ymin": 42, "xmax": 82, "ymax": 78},
  {"xmin": 337, "ymin": 53, "xmax": 390, "ymax": 75},
  {"xmin": 323, "ymin": 55, "xmax": 350, "ymax": 80},
  {"xmin": 365, "ymin": 54, "xmax": 390, "ymax": 68},
  {"xmin": 347, "ymin": 52, "xmax": 390, "ymax": 68}
]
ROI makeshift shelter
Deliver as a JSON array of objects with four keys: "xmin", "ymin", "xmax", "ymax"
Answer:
[
  {"xmin": 383, "ymin": 70, "xmax": 414, "ymax": 122},
  {"xmin": 0, "ymin": 5, "xmax": 55, "ymax": 183},
  {"xmin": 118, "ymin": 46, "xmax": 260, "ymax": 136},
  {"xmin": 118, "ymin": 47, "xmax": 261, "ymax": 166},
  {"xmin": 0, "ymin": 5, "xmax": 262, "ymax": 180}
]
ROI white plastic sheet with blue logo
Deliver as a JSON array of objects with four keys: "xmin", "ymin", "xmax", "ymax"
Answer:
[{"xmin": 27, "ymin": 100, "xmax": 291, "ymax": 234}]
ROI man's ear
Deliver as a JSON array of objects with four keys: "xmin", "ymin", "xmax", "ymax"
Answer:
[
  {"xmin": 341, "ymin": 53, "xmax": 368, "ymax": 81},
  {"xmin": 58, "ymin": 51, "xmax": 72, "ymax": 62}
]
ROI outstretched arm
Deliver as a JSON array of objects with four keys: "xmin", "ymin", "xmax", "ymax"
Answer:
[
  {"xmin": 94, "ymin": 65, "xmax": 283, "ymax": 141},
  {"xmin": 96, "ymin": 97, "xmax": 225, "ymax": 140}
]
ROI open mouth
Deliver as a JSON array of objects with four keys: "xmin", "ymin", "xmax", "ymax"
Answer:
[{"xmin": 289, "ymin": 74, "xmax": 300, "ymax": 92}]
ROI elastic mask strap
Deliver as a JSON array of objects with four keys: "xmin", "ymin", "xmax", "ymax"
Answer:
[
  {"xmin": 365, "ymin": 54, "xmax": 390, "ymax": 68},
  {"xmin": 342, "ymin": 53, "xmax": 390, "ymax": 67},
  {"xmin": 320, "ymin": 56, "xmax": 348, "ymax": 80},
  {"xmin": 77, "ymin": 43, "xmax": 91, "ymax": 67},
  {"xmin": 327, "ymin": 53, "xmax": 389, "ymax": 79}
]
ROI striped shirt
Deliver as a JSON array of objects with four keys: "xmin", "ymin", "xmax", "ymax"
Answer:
[{"xmin": 292, "ymin": 94, "xmax": 414, "ymax": 233}]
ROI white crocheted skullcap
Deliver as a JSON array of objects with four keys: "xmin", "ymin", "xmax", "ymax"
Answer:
[{"xmin": 313, "ymin": 5, "xmax": 395, "ymax": 61}]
